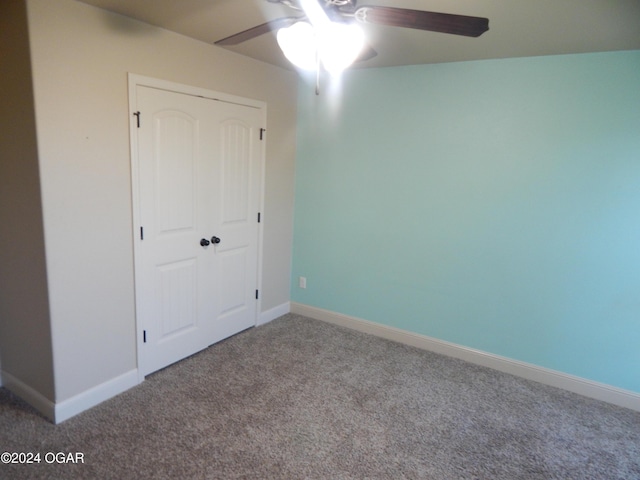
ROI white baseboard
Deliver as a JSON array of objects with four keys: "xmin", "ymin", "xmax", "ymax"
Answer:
[
  {"xmin": 54, "ymin": 369, "xmax": 140, "ymax": 424},
  {"xmin": 1, "ymin": 368, "xmax": 141, "ymax": 423},
  {"xmin": 291, "ymin": 302, "xmax": 640, "ymax": 412},
  {"xmin": 258, "ymin": 302, "xmax": 290, "ymax": 326},
  {"xmin": 1, "ymin": 370, "xmax": 57, "ymax": 421}
]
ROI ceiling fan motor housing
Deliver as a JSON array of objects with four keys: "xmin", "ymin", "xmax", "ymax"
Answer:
[{"xmin": 267, "ymin": 0, "xmax": 356, "ymax": 9}]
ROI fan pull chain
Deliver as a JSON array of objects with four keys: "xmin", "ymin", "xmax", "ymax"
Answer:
[{"xmin": 315, "ymin": 50, "xmax": 320, "ymax": 95}]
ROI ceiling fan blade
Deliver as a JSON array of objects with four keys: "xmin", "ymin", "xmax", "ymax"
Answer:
[
  {"xmin": 354, "ymin": 6, "xmax": 489, "ymax": 37},
  {"xmin": 215, "ymin": 16, "xmax": 303, "ymax": 46}
]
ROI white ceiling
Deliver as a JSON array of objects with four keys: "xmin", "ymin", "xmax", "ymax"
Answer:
[{"xmin": 76, "ymin": 0, "xmax": 640, "ymax": 70}]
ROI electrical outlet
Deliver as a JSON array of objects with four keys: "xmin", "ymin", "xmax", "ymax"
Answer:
[{"xmin": 298, "ymin": 276, "xmax": 307, "ymax": 289}]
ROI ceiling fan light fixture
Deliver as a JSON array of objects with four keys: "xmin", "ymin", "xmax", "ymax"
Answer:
[
  {"xmin": 277, "ymin": 20, "xmax": 364, "ymax": 74},
  {"xmin": 318, "ymin": 22, "xmax": 364, "ymax": 74},
  {"xmin": 276, "ymin": 21, "xmax": 318, "ymax": 71}
]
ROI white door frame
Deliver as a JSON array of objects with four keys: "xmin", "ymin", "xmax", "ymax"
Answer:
[{"xmin": 127, "ymin": 74, "xmax": 266, "ymax": 383}]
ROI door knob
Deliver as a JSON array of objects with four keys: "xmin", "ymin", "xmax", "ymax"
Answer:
[
  {"xmin": 200, "ymin": 238, "xmax": 210, "ymax": 247},
  {"xmin": 211, "ymin": 236, "xmax": 221, "ymax": 244}
]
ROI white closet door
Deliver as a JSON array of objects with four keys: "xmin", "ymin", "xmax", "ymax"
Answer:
[{"xmin": 134, "ymin": 85, "xmax": 263, "ymax": 376}]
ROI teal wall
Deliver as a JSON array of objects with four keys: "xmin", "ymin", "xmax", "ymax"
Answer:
[{"xmin": 291, "ymin": 50, "xmax": 640, "ymax": 393}]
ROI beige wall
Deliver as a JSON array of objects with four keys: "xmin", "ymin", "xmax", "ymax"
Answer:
[
  {"xmin": 0, "ymin": 0, "xmax": 55, "ymax": 401},
  {"xmin": 25, "ymin": 0, "xmax": 297, "ymax": 403}
]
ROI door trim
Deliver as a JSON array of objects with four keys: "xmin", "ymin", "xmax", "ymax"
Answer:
[{"xmin": 128, "ymin": 74, "xmax": 266, "ymax": 382}]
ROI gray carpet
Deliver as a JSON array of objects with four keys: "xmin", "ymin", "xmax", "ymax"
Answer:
[{"xmin": 1, "ymin": 313, "xmax": 639, "ymax": 479}]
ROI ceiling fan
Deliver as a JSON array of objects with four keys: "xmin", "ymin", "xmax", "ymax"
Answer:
[
  {"xmin": 215, "ymin": 0, "xmax": 490, "ymax": 54},
  {"xmin": 216, "ymin": 0, "xmax": 489, "ymax": 92}
]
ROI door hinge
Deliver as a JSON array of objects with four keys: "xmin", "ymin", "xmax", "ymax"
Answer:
[
  {"xmin": 257, "ymin": 212, "xmax": 261, "ymax": 223},
  {"xmin": 255, "ymin": 290, "xmax": 259, "ymax": 300},
  {"xmin": 143, "ymin": 330, "xmax": 147, "ymax": 343},
  {"xmin": 133, "ymin": 111, "xmax": 141, "ymax": 128},
  {"xmin": 140, "ymin": 226, "xmax": 144, "ymax": 240},
  {"xmin": 259, "ymin": 128, "xmax": 266, "ymax": 140}
]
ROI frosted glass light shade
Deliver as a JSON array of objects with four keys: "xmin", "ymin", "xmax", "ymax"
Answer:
[
  {"xmin": 277, "ymin": 21, "xmax": 365, "ymax": 74},
  {"xmin": 318, "ymin": 22, "xmax": 365, "ymax": 74},
  {"xmin": 276, "ymin": 21, "xmax": 318, "ymax": 71}
]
